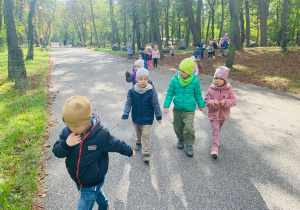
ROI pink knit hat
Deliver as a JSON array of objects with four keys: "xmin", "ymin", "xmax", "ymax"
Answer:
[
  {"xmin": 214, "ymin": 66, "xmax": 230, "ymax": 82},
  {"xmin": 134, "ymin": 60, "xmax": 144, "ymax": 68}
]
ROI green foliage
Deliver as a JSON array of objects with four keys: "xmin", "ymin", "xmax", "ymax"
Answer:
[
  {"xmin": 0, "ymin": 49, "xmax": 50, "ymax": 209},
  {"xmin": 0, "ymin": 27, "xmax": 7, "ymax": 52}
]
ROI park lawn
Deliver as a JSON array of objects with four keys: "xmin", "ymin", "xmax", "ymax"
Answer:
[
  {"xmin": 0, "ymin": 48, "xmax": 50, "ymax": 209},
  {"xmin": 160, "ymin": 47, "xmax": 300, "ymax": 94}
]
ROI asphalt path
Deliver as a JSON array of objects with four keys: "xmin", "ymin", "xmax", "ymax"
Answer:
[{"xmin": 44, "ymin": 43, "xmax": 300, "ymax": 210}]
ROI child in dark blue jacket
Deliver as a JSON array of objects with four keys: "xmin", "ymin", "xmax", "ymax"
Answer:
[
  {"xmin": 122, "ymin": 68, "xmax": 162, "ymax": 162},
  {"xmin": 222, "ymin": 37, "xmax": 229, "ymax": 56},
  {"xmin": 53, "ymin": 96, "xmax": 135, "ymax": 209}
]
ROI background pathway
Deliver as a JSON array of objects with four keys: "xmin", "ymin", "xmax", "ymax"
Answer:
[{"xmin": 44, "ymin": 44, "xmax": 300, "ymax": 209}]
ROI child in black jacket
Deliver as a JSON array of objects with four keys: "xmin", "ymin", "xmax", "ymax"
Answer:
[{"xmin": 53, "ymin": 95, "xmax": 135, "ymax": 209}]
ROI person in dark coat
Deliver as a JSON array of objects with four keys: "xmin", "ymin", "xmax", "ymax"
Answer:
[{"xmin": 53, "ymin": 96, "xmax": 135, "ymax": 209}]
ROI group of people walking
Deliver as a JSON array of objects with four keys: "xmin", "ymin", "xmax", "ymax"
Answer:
[{"xmin": 52, "ymin": 36, "xmax": 236, "ymax": 209}]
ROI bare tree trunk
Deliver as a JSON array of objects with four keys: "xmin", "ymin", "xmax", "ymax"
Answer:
[
  {"xmin": 259, "ymin": 0, "xmax": 268, "ymax": 46},
  {"xmin": 297, "ymin": 25, "xmax": 300, "ymax": 46},
  {"xmin": 26, "ymin": 0, "xmax": 37, "ymax": 60},
  {"xmin": 177, "ymin": 14, "xmax": 181, "ymax": 40},
  {"xmin": 151, "ymin": 0, "xmax": 164, "ymax": 59},
  {"xmin": 245, "ymin": 0, "xmax": 250, "ymax": 47},
  {"xmin": 182, "ymin": 0, "xmax": 201, "ymax": 45},
  {"xmin": 219, "ymin": 0, "xmax": 224, "ymax": 41},
  {"xmin": 208, "ymin": 0, "xmax": 216, "ymax": 40},
  {"xmin": 196, "ymin": 0, "xmax": 202, "ymax": 40},
  {"xmin": 34, "ymin": 29, "xmax": 40, "ymax": 47},
  {"xmin": 109, "ymin": 0, "xmax": 120, "ymax": 46},
  {"xmin": 164, "ymin": 0, "xmax": 170, "ymax": 47},
  {"xmin": 256, "ymin": 11, "xmax": 259, "ymax": 44},
  {"xmin": 206, "ymin": 12, "xmax": 211, "ymax": 43},
  {"xmin": 235, "ymin": 6, "xmax": 241, "ymax": 50},
  {"xmin": 281, "ymin": 0, "xmax": 289, "ymax": 52},
  {"xmin": 226, "ymin": 0, "xmax": 241, "ymax": 68},
  {"xmin": 90, "ymin": 0, "xmax": 100, "ymax": 48},
  {"xmin": 0, "ymin": 0, "xmax": 3, "ymax": 32},
  {"xmin": 240, "ymin": 3, "xmax": 245, "ymax": 47},
  {"xmin": 4, "ymin": 0, "xmax": 28, "ymax": 89},
  {"xmin": 185, "ymin": 22, "xmax": 190, "ymax": 48},
  {"xmin": 136, "ymin": 23, "xmax": 141, "ymax": 49},
  {"xmin": 122, "ymin": 0, "xmax": 127, "ymax": 46}
]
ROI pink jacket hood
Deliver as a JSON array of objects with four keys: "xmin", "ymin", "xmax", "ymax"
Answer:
[{"xmin": 204, "ymin": 83, "xmax": 236, "ymax": 121}]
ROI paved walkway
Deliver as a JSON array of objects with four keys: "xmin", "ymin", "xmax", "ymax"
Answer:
[{"xmin": 44, "ymin": 44, "xmax": 300, "ymax": 209}]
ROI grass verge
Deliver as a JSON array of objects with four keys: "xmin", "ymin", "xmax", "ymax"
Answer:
[{"xmin": 0, "ymin": 48, "xmax": 50, "ymax": 209}]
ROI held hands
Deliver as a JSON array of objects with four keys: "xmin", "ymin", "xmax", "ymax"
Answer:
[
  {"xmin": 164, "ymin": 108, "xmax": 169, "ymax": 114},
  {"xmin": 220, "ymin": 100, "xmax": 226, "ymax": 106},
  {"xmin": 125, "ymin": 69, "xmax": 130, "ymax": 74},
  {"xmin": 66, "ymin": 132, "xmax": 81, "ymax": 146},
  {"xmin": 131, "ymin": 149, "xmax": 136, "ymax": 157},
  {"xmin": 199, "ymin": 108, "xmax": 205, "ymax": 113},
  {"xmin": 157, "ymin": 120, "xmax": 162, "ymax": 124}
]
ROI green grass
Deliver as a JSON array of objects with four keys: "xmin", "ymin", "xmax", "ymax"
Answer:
[
  {"xmin": 0, "ymin": 48, "xmax": 50, "ymax": 209},
  {"xmin": 88, "ymin": 46, "xmax": 127, "ymax": 56}
]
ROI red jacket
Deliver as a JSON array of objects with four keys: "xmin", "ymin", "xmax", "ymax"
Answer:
[{"xmin": 204, "ymin": 83, "xmax": 236, "ymax": 121}]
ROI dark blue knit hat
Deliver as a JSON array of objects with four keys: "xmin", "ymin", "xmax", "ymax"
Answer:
[
  {"xmin": 140, "ymin": 47, "xmax": 144, "ymax": 50},
  {"xmin": 196, "ymin": 43, "xmax": 200, "ymax": 47}
]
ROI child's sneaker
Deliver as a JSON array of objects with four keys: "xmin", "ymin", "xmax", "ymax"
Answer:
[
  {"xmin": 211, "ymin": 147, "xmax": 218, "ymax": 158},
  {"xmin": 143, "ymin": 154, "xmax": 150, "ymax": 162},
  {"xmin": 133, "ymin": 142, "xmax": 141, "ymax": 151},
  {"xmin": 177, "ymin": 139, "xmax": 184, "ymax": 149},
  {"xmin": 186, "ymin": 145, "xmax": 194, "ymax": 157}
]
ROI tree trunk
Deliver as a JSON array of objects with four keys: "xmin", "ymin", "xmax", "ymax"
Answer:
[
  {"xmin": 136, "ymin": 23, "xmax": 141, "ymax": 49},
  {"xmin": 132, "ymin": 3, "xmax": 137, "ymax": 54},
  {"xmin": 185, "ymin": 22, "xmax": 190, "ymax": 48},
  {"xmin": 206, "ymin": 12, "xmax": 211, "ymax": 43},
  {"xmin": 164, "ymin": 0, "xmax": 170, "ymax": 47},
  {"xmin": 219, "ymin": 0, "xmax": 224, "ymax": 41},
  {"xmin": 297, "ymin": 25, "xmax": 300, "ymax": 46},
  {"xmin": 240, "ymin": 4, "xmax": 245, "ymax": 47},
  {"xmin": 258, "ymin": 0, "xmax": 268, "ymax": 46},
  {"xmin": 4, "ymin": 0, "xmax": 28, "ymax": 89},
  {"xmin": 281, "ymin": 0, "xmax": 289, "ymax": 52},
  {"xmin": 208, "ymin": 0, "xmax": 216, "ymax": 40},
  {"xmin": 235, "ymin": 8, "xmax": 241, "ymax": 50},
  {"xmin": 151, "ymin": 0, "xmax": 164, "ymax": 59},
  {"xmin": 256, "ymin": 11, "xmax": 259, "ymax": 44},
  {"xmin": 0, "ymin": 0, "xmax": 3, "ymax": 33},
  {"xmin": 90, "ymin": 0, "xmax": 100, "ymax": 48},
  {"xmin": 109, "ymin": 0, "xmax": 120, "ymax": 46},
  {"xmin": 196, "ymin": 0, "xmax": 202, "ymax": 40},
  {"xmin": 245, "ymin": 0, "xmax": 250, "ymax": 47},
  {"xmin": 226, "ymin": 0, "xmax": 241, "ymax": 68},
  {"xmin": 182, "ymin": 0, "xmax": 201, "ymax": 45},
  {"xmin": 26, "ymin": 0, "xmax": 37, "ymax": 60},
  {"xmin": 122, "ymin": 0, "xmax": 127, "ymax": 46}
]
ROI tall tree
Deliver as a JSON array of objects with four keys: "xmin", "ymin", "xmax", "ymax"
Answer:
[
  {"xmin": 297, "ymin": 25, "xmax": 300, "ymax": 46},
  {"xmin": 0, "ymin": 0, "xmax": 3, "ymax": 32},
  {"xmin": 258, "ymin": 0, "xmax": 269, "ymax": 46},
  {"xmin": 196, "ymin": 0, "xmax": 202, "ymax": 40},
  {"xmin": 26, "ymin": 0, "xmax": 37, "ymax": 60},
  {"xmin": 182, "ymin": 0, "xmax": 201, "ymax": 45},
  {"xmin": 219, "ymin": 0, "xmax": 224, "ymax": 41},
  {"xmin": 281, "ymin": 0, "xmax": 289, "ymax": 52},
  {"xmin": 89, "ymin": 0, "xmax": 100, "ymax": 48},
  {"xmin": 4, "ymin": 0, "xmax": 28, "ymax": 89},
  {"xmin": 240, "ymin": 3, "xmax": 245, "ymax": 47},
  {"xmin": 226, "ymin": 0, "xmax": 241, "ymax": 67},
  {"xmin": 109, "ymin": 0, "xmax": 120, "ymax": 46},
  {"xmin": 164, "ymin": 0, "xmax": 170, "ymax": 47},
  {"xmin": 245, "ymin": 0, "xmax": 250, "ymax": 47},
  {"xmin": 208, "ymin": 0, "xmax": 216, "ymax": 40},
  {"xmin": 151, "ymin": 0, "xmax": 164, "ymax": 59}
]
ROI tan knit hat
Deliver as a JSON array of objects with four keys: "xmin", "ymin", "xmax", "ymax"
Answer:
[{"xmin": 62, "ymin": 95, "xmax": 92, "ymax": 127}]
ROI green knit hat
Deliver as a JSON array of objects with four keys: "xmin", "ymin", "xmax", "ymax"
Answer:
[{"xmin": 179, "ymin": 58, "xmax": 195, "ymax": 75}]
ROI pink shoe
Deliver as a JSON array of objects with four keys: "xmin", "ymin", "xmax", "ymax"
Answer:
[{"xmin": 211, "ymin": 147, "xmax": 218, "ymax": 158}]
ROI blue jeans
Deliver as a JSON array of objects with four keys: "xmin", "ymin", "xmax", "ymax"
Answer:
[
  {"xmin": 200, "ymin": 50, "xmax": 204, "ymax": 58},
  {"xmin": 77, "ymin": 180, "xmax": 108, "ymax": 210}
]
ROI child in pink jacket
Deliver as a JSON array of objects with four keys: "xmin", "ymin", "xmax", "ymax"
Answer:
[
  {"xmin": 152, "ymin": 45, "xmax": 160, "ymax": 68},
  {"xmin": 204, "ymin": 66, "xmax": 236, "ymax": 158}
]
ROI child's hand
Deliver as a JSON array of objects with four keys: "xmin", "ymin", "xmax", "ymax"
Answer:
[
  {"xmin": 199, "ymin": 108, "xmax": 205, "ymax": 113},
  {"xmin": 157, "ymin": 120, "xmax": 162, "ymax": 124},
  {"xmin": 125, "ymin": 70, "xmax": 130, "ymax": 74},
  {"xmin": 164, "ymin": 108, "xmax": 169, "ymax": 114},
  {"xmin": 131, "ymin": 149, "xmax": 136, "ymax": 157},
  {"xmin": 220, "ymin": 100, "xmax": 226, "ymax": 106},
  {"xmin": 66, "ymin": 132, "xmax": 81, "ymax": 146},
  {"xmin": 122, "ymin": 118, "xmax": 127, "ymax": 120},
  {"xmin": 214, "ymin": 100, "xmax": 220, "ymax": 106}
]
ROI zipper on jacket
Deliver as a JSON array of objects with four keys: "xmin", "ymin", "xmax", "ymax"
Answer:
[{"xmin": 76, "ymin": 114, "xmax": 99, "ymax": 187}]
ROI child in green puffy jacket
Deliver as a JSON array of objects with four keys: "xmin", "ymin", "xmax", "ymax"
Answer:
[{"xmin": 163, "ymin": 58, "xmax": 205, "ymax": 157}]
